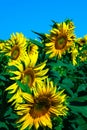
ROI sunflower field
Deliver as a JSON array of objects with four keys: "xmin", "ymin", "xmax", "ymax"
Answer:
[{"xmin": 0, "ymin": 19, "xmax": 87, "ymax": 130}]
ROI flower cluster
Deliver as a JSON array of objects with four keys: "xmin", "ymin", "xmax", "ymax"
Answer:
[{"xmin": 0, "ymin": 19, "xmax": 87, "ymax": 130}]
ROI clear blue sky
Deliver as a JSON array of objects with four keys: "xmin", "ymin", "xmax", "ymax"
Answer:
[{"xmin": 0, "ymin": 0, "xmax": 87, "ymax": 40}]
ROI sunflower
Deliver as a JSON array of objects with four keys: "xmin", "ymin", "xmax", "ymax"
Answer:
[
  {"xmin": 15, "ymin": 80, "xmax": 68, "ymax": 130},
  {"xmin": 3, "ymin": 32, "xmax": 27, "ymax": 64},
  {"xmin": 77, "ymin": 35, "xmax": 87, "ymax": 46},
  {"xmin": 45, "ymin": 22, "xmax": 75, "ymax": 58},
  {"xmin": 26, "ymin": 40, "xmax": 39, "ymax": 65},
  {"xmin": 76, "ymin": 35, "xmax": 87, "ymax": 62},
  {"xmin": 6, "ymin": 55, "xmax": 48, "ymax": 96},
  {"xmin": 79, "ymin": 49, "xmax": 87, "ymax": 62}
]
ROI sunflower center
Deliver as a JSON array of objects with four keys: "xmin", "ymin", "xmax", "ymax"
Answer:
[
  {"xmin": 22, "ymin": 68, "xmax": 35, "ymax": 87},
  {"xmin": 55, "ymin": 36, "xmax": 67, "ymax": 49},
  {"xmin": 80, "ymin": 39, "xmax": 86, "ymax": 45},
  {"xmin": 30, "ymin": 96, "xmax": 51, "ymax": 118},
  {"xmin": 11, "ymin": 45, "xmax": 20, "ymax": 60}
]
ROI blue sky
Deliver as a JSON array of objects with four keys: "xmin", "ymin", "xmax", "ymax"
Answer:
[{"xmin": 0, "ymin": 0, "xmax": 87, "ymax": 40}]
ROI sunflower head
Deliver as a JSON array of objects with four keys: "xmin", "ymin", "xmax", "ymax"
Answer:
[
  {"xmin": 45, "ymin": 22, "xmax": 75, "ymax": 58},
  {"xmin": 27, "ymin": 40, "xmax": 38, "ymax": 54},
  {"xmin": 77, "ymin": 35, "xmax": 87, "ymax": 46},
  {"xmin": 21, "ymin": 60, "xmax": 49, "ymax": 90},
  {"xmin": 4, "ymin": 33, "xmax": 27, "ymax": 64},
  {"xmin": 79, "ymin": 50, "xmax": 87, "ymax": 62},
  {"xmin": 76, "ymin": 35, "xmax": 87, "ymax": 62},
  {"xmin": 15, "ymin": 80, "xmax": 68, "ymax": 130},
  {"xmin": 6, "ymin": 56, "xmax": 48, "ymax": 94},
  {"xmin": 26, "ymin": 40, "xmax": 39, "ymax": 65}
]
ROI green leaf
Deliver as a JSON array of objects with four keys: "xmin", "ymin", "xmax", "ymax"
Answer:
[
  {"xmin": 62, "ymin": 78, "xmax": 74, "ymax": 88},
  {"xmin": 0, "ymin": 75, "xmax": 7, "ymax": 81},
  {"xmin": 70, "ymin": 95, "xmax": 87, "ymax": 102},
  {"xmin": 16, "ymin": 80, "xmax": 26, "ymax": 92},
  {"xmin": 71, "ymin": 115, "xmax": 87, "ymax": 130},
  {"xmin": 16, "ymin": 80, "xmax": 31, "ymax": 94},
  {"xmin": 77, "ymin": 84, "xmax": 87, "ymax": 93},
  {"xmin": 55, "ymin": 125, "xmax": 62, "ymax": 130},
  {"xmin": 7, "ymin": 112, "xmax": 18, "ymax": 120},
  {"xmin": 0, "ymin": 89, "xmax": 2, "ymax": 96},
  {"xmin": 52, "ymin": 116, "xmax": 63, "ymax": 130},
  {"xmin": 60, "ymin": 78, "xmax": 74, "ymax": 96},
  {"xmin": 29, "ymin": 38, "xmax": 44, "ymax": 47},
  {"xmin": 0, "ymin": 122, "xmax": 9, "ymax": 130},
  {"xmin": 7, "ymin": 65, "xmax": 18, "ymax": 71},
  {"xmin": 76, "ymin": 124, "xmax": 87, "ymax": 130},
  {"xmin": 4, "ymin": 107, "xmax": 12, "ymax": 117},
  {"xmin": 76, "ymin": 118, "xmax": 87, "ymax": 130},
  {"xmin": 70, "ymin": 105, "xmax": 87, "ymax": 118},
  {"xmin": 4, "ymin": 107, "xmax": 18, "ymax": 121},
  {"xmin": 50, "ymin": 70, "xmax": 60, "ymax": 78}
]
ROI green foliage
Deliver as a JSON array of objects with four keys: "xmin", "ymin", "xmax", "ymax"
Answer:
[
  {"xmin": 16, "ymin": 80, "xmax": 32, "ymax": 94},
  {"xmin": 0, "ymin": 52, "xmax": 18, "ymax": 130},
  {"xmin": 29, "ymin": 38, "xmax": 44, "ymax": 48}
]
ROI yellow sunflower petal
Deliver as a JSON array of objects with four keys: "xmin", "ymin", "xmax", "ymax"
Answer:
[
  {"xmin": 5, "ymin": 83, "xmax": 18, "ymax": 93},
  {"xmin": 35, "ymin": 69, "xmax": 49, "ymax": 76},
  {"xmin": 17, "ymin": 113, "xmax": 29, "ymax": 124},
  {"xmin": 22, "ymin": 92, "xmax": 34, "ymax": 103},
  {"xmin": 46, "ymin": 42, "xmax": 54, "ymax": 46},
  {"xmin": 20, "ymin": 117, "xmax": 32, "ymax": 130},
  {"xmin": 34, "ymin": 61, "xmax": 47, "ymax": 71}
]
